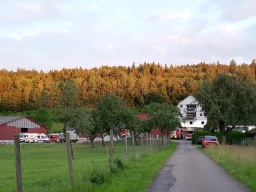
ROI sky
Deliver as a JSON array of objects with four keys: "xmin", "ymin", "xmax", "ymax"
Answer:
[{"xmin": 0, "ymin": 0, "xmax": 256, "ymax": 72}]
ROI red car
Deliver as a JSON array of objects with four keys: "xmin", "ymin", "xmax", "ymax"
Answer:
[
  {"xmin": 47, "ymin": 133, "xmax": 61, "ymax": 142},
  {"xmin": 202, "ymin": 136, "xmax": 219, "ymax": 148}
]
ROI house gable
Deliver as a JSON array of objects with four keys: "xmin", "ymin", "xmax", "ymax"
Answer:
[{"xmin": 178, "ymin": 95, "xmax": 198, "ymax": 106}]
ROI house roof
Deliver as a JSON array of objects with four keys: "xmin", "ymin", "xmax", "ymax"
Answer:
[
  {"xmin": 0, "ymin": 116, "xmax": 25, "ymax": 126},
  {"xmin": 137, "ymin": 113, "xmax": 150, "ymax": 121},
  {"xmin": 178, "ymin": 95, "xmax": 198, "ymax": 106}
]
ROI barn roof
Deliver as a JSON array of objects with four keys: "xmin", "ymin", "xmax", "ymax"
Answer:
[
  {"xmin": 0, "ymin": 116, "xmax": 25, "ymax": 125},
  {"xmin": 0, "ymin": 116, "xmax": 47, "ymax": 129}
]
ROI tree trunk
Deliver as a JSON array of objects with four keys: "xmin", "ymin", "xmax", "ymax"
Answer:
[
  {"xmin": 90, "ymin": 139, "xmax": 95, "ymax": 148},
  {"xmin": 161, "ymin": 129, "xmax": 164, "ymax": 147},
  {"xmin": 101, "ymin": 134, "xmax": 105, "ymax": 147},
  {"xmin": 221, "ymin": 130, "xmax": 227, "ymax": 145},
  {"xmin": 220, "ymin": 121, "xmax": 227, "ymax": 145}
]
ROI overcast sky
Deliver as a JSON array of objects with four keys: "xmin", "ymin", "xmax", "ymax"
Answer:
[{"xmin": 0, "ymin": 0, "xmax": 255, "ymax": 72}]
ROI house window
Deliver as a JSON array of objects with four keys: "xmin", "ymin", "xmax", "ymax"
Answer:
[
  {"xmin": 190, "ymin": 121, "xmax": 193, "ymax": 124},
  {"xmin": 200, "ymin": 113, "xmax": 202, "ymax": 116},
  {"xmin": 21, "ymin": 128, "xmax": 28, "ymax": 132},
  {"xmin": 201, "ymin": 121, "xmax": 204, "ymax": 124},
  {"xmin": 180, "ymin": 105, "xmax": 183, "ymax": 107}
]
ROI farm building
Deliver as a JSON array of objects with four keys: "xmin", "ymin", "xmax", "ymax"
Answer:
[{"xmin": 0, "ymin": 116, "xmax": 47, "ymax": 141}]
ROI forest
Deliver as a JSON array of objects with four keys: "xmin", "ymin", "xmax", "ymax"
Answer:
[{"xmin": 1, "ymin": 60, "xmax": 256, "ymax": 113}]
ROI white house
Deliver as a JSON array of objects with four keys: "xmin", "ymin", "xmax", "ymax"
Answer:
[{"xmin": 177, "ymin": 95, "xmax": 207, "ymax": 130}]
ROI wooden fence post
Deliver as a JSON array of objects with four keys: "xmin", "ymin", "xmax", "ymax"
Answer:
[
  {"xmin": 65, "ymin": 132, "xmax": 74, "ymax": 186},
  {"xmin": 14, "ymin": 134, "xmax": 22, "ymax": 192},
  {"xmin": 109, "ymin": 129, "xmax": 114, "ymax": 165},
  {"xmin": 124, "ymin": 129, "xmax": 128, "ymax": 160}
]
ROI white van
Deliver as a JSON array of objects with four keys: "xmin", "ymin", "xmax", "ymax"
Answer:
[
  {"xmin": 36, "ymin": 133, "xmax": 50, "ymax": 143},
  {"xmin": 19, "ymin": 133, "xmax": 49, "ymax": 143}
]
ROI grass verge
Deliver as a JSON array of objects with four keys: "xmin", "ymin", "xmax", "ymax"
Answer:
[
  {"xmin": 200, "ymin": 145, "xmax": 256, "ymax": 192},
  {"xmin": 0, "ymin": 141, "xmax": 177, "ymax": 192},
  {"xmin": 83, "ymin": 143, "xmax": 178, "ymax": 192}
]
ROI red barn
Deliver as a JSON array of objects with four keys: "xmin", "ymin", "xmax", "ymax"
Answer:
[
  {"xmin": 0, "ymin": 116, "xmax": 47, "ymax": 141},
  {"xmin": 137, "ymin": 113, "xmax": 163, "ymax": 138}
]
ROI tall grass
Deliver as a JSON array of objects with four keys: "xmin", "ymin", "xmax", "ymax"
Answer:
[
  {"xmin": 0, "ymin": 140, "xmax": 177, "ymax": 192},
  {"xmin": 203, "ymin": 145, "xmax": 256, "ymax": 192}
]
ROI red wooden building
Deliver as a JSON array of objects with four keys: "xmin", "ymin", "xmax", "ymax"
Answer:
[
  {"xmin": 0, "ymin": 116, "xmax": 47, "ymax": 141},
  {"xmin": 137, "ymin": 113, "xmax": 163, "ymax": 138}
]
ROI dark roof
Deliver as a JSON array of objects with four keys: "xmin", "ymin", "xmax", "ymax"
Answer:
[{"xmin": 0, "ymin": 116, "xmax": 25, "ymax": 126}]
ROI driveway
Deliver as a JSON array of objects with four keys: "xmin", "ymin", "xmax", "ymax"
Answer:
[{"xmin": 147, "ymin": 140, "xmax": 251, "ymax": 192}]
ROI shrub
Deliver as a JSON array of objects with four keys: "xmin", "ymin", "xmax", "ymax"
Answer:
[
  {"xmin": 110, "ymin": 157, "xmax": 125, "ymax": 173},
  {"xmin": 113, "ymin": 157, "xmax": 124, "ymax": 169},
  {"xmin": 226, "ymin": 131, "xmax": 252, "ymax": 145},
  {"xmin": 241, "ymin": 138, "xmax": 256, "ymax": 146},
  {"xmin": 192, "ymin": 130, "xmax": 252, "ymax": 145},
  {"xmin": 86, "ymin": 165, "xmax": 108, "ymax": 185}
]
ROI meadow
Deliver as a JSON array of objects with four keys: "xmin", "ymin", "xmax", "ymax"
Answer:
[
  {"xmin": 202, "ymin": 145, "xmax": 256, "ymax": 192},
  {"xmin": 0, "ymin": 140, "xmax": 177, "ymax": 192}
]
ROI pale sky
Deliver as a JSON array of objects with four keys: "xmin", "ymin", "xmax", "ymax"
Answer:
[{"xmin": 0, "ymin": 0, "xmax": 256, "ymax": 72}]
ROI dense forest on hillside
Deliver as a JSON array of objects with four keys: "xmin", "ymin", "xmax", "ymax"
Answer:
[{"xmin": 1, "ymin": 60, "xmax": 256, "ymax": 112}]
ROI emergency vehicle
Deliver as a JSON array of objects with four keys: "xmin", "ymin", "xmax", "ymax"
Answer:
[
  {"xmin": 170, "ymin": 128, "xmax": 184, "ymax": 139},
  {"xmin": 184, "ymin": 128, "xmax": 194, "ymax": 140},
  {"xmin": 19, "ymin": 133, "xmax": 49, "ymax": 143},
  {"xmin": 119, "ymin": 128, "xmax": 131, "ymax": 139}
]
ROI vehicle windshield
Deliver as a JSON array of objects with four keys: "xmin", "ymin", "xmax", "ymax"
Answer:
[
  {"xmin": 186, "ymin": 131, "xmax": 193, "ymax": 134},
  {"xmin": 205, "ymin": 136, "xmax": 217, "ymax": 141}
]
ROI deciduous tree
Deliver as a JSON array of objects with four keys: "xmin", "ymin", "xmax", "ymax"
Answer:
[{"xmin": 195, "ymin": 73, "xmax": 256, "ymax": 144}]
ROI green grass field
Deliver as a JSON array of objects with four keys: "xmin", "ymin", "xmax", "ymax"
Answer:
[
  {"xmin": 0, "ymin": 140, "xmax": 177, "ymax": 192},
  {"xmin": 201, "ymin": 145, "xmax": 256, "ymax": 192}
]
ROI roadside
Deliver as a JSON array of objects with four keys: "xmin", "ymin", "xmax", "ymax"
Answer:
[{"xmin": 147, "ymin": 140, "xmax": 251, "ymax": 192}]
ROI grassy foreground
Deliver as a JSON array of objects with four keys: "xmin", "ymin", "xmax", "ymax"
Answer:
[
  {"xmin": 0, "ymin": 141, "xmax": 177, "ymax": 192},
  {"xmin": 202, "ymin": 145, "xmax": 256, "ymax": 192}
]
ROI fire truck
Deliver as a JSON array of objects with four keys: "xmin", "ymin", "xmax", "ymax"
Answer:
[
  {"xmin": 170, "ymin": 128, "xmax": 184, "ymax": 139},
  {"xmin": 119, "ymin": 128, "xmax": 131, "ymax": 139},
  {"xmin": 184, "ymin": 127, "xmax": 194, "ymax": 140}
]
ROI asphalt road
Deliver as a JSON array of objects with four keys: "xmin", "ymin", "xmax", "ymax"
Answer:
[{"xmin": 147, "ymin": 140, "xmax": 251, "ymax": 192}]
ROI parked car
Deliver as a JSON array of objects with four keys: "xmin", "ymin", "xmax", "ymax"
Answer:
[
  {"xmin": 59, "ymin": 133, "xmax": 66, "ymax": 143},
  {"xmin": 59, "ymin": 132, "xmax": 78, "ymax": 143},
  {"xmin": 47, "ymin": 134, "xmax": 61, "ymax": 142},
  {"xmin": 202, "ymin": 136, "xmax": 219, "ymax": 148},
  {"xmin": 197, "ymin": 136, "xmax": 205, "ymax": 144},
  {"xmin": 138, "ymin": 133, "xmax": 147, "ymax": 139}
]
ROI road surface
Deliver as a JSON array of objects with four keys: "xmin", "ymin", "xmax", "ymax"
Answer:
[{"xmin": 147, "ymin": 140, "xmax": 251, "ymax": 192}]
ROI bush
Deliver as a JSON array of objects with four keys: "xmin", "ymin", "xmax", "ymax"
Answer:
[
  {"xmin": 192, "ymin": 130, "xmax": 252, "ymax": 145},
  {"xmin": 86, "ymin": 165, "xmax": 108, "ymax": 185},
  {"xmin": 226, "ymin": 131, "xmax": 252, "ymax": 145},
  {"xmin": 110, "ymin": 158, "xmax": 125, "ymax": 173}
]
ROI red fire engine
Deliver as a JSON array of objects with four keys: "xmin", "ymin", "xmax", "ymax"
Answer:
[
  {"xmin": 184, "ymin": 128, "xmax": 194, "ymax": 140},
  {"xmin": 170, "ymin": 128, "xmax": 184, "ymax": 139}
]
